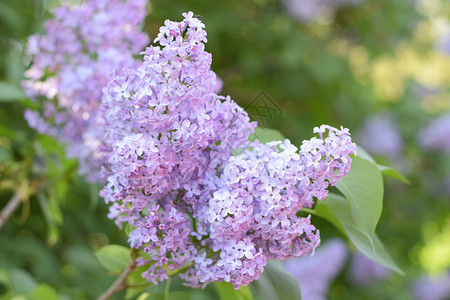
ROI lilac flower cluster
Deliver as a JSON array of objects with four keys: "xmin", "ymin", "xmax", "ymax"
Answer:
[
  {"xmin": 22, "ymin": 0, "xmax": 149, "ymax": 182},
  {"xmin": 357, "ymin": 113, "xmax": 403, "ymax": 158},
  {"xmin": 418, "ymin": 114, "xmax": 450, "ymax": 154},
  {"xmin": 100, "ymin": 11, "xmax": 356, "ymax": 289},
  {"xmin": 282, "ymin": 0, "xmax": 363, "ymax": 23},
  {"xmin": 284, "ymin": 238, "xmax": 348, "ymax": 300}
]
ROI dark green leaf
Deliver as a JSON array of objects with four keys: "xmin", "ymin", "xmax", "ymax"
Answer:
[
  {"xmin": 95, "ymin": 245, "xmax": 131, "ymax": 272},
  {"xmin": 216, "ymin": 281, "xmax": 254, "ymax": 300},
  {"xmin": 252, "ymin": 260, "xmax": 301, "ymax": 300},
  {"xmin": 336, "ymin": 156, "xmax": 383, "ymax": 240}
]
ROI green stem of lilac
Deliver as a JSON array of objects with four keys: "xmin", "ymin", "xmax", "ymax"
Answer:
[
  {"xmin": 167, "ymin": 262, "xmax": 193, "ymax": 277},
  {"xmin": 164, "ymin": 277, "xmax": 171, "ymax": 300},
  {"xmin": 301, "ymin": 207, "xmax": 317, "ymax": 215}
]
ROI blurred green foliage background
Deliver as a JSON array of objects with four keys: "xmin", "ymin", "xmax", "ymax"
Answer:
[{"xmin": 0, "ymin": 0, "xmax": 449, "ymax": 299}]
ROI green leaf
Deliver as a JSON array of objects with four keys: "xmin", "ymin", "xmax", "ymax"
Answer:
[
  {"xmin": 0, "ymin": 81, "xmax": 25, "ymax": 101},
  {"xmin": 252, "ymin": 260, "xmax": 301, "ymax": 300},
  {"xmin": 355, "ymin": 145, "xmax": 376, "ymax": 163},
  {"xmin": 336, "ymin": 156, "xmax": 383, "ymax": 240},
  {"xmin": 313, "ymin": 202, "xmax": 346, "ymax": 235},
  {"xmin": 250, "ymin": 127, "xmax": 286, "ymax": 144},
  {"xmin": 216, "ymin": 281, "xmax": 254, "ymax": 300},
  {"xmin": 357, "ymin": 145, "xmax": 409, "ymax": 184},
  {"xmin": 95, "ymin": 245, "xmax": 131, "ymax": 272},
  {"xmin": 28, "ymin": 284, "xmax": 59, "ymax": 300},
  {"xmin": 378, "ymin": 165, "xmax": 410, "ymax": 184},
  {"xmin": 316, "ymin": 194, "xmax": 403, "ymax": 274},
  {"xmin": 9, "ymin": 269, "xmax": 37, "ymax": 293}
]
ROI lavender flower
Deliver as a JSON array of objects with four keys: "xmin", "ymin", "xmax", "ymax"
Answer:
[
  {"xmin": 23, "ymin": 0, "xmax": 149, "ymax": 182},
  {"xmin": 412, "ymin": 272, "xmax": 450, "ymax": 300},
  {"xmin": 348, "ymin": 252, "xmax": 390, "ymax": 285},
  {"xmin": 357, "ymin": 113, "xmax": 403, "ymax": 158},
  {"xmin": 284, "ymin": 238, "xmax": 348, "ymax": 300},
  {"xmin": 100, "ymin": 12, "xmax": 356, "ymax": 289},
  {"xmin": 418, "ymin": 114, "xmax": 450, "ymax": 154}
]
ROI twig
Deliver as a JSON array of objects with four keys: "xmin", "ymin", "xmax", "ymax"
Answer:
[
  {"xmin": 97, "ymin": 253, "xmax": 137, "ymax": 300},
  {"xmin": 0, "ymin": 162, "xmax": 76, "ymax": 231},
  {"xmin": 0, "ymin": 193, "xmax": 22, "ymax": 230}
]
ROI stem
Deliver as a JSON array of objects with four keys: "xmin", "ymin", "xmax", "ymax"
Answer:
[
  {"xmin": 0, "ymin": 193, "xmax": 22, "ymax": 230},
  {"xmin": 301, "ymin": 207, "xmax": 317, "ymax": 215},
  {"xmin": 97, "ymin": 250, "xmax": 138, "ymax": 300},
  {"xmin": 164, "ymin": 277, "xmax": 171, "ymax": 300},
  {"xmin": 167, "ymin": 262, "xmax": 193, "ymax": 277}
]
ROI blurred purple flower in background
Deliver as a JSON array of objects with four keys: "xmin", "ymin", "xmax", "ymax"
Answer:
[
  {"xmin": 348, "ymin": 252, "xmax": 390, "ymax": 286},
  {"xmin": 436, "ymin": 30, "xmax": 450, "ymax": 55},
  {"xmin": 412, "ymin": 272, "xmax": 450, "ymax": 300},
  {"xmin": 418, "ymin": 114, "xmax": 450, "ymax": 154},
  {"xmin": 282, "ymin": 0, "xmax": 364, "ymax": 22},
  {"xmin": 284, "ymin": 238, "xmax": 348, "ymax": 300},
  {"xmin": 23, "ymin": 0, "xmax": 149, "ymax": 182},
  {"xmin": 357, "ymin": 112, "xmax": 403, "ymax": 159}
]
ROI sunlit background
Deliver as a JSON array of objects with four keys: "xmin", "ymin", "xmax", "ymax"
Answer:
[{"xmin": 0, "ymin": 0, "xmax": 449, "ymax": 299}]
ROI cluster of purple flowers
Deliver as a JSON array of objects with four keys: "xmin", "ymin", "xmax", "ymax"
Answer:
[
  {"xmin": 99, "ymin": 12, "xmax": 356, "ymax": 288},
  {"xmin": 418, "ymin": 114, "xmax": 450, "ymax": 154},
  {"xmin": 282, "ymin": 0, "xmax": 363, "ymax": 22},
  {"xmin": 22, "ymin": 0, "xmax": 149, "ymax": 182}
]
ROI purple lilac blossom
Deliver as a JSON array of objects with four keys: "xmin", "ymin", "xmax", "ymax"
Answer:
[
  {"xmin": 284, "ymin": 238, "xmax": 348, "ymax": 300},
  {"xmin": 22, "ymin": 0, "xmax": 149, "ymax": 182},
  {"xmin": 418, "ymin": 114, "xmax": 450, "ymax": 154},
  {"xmin": 412, "ymin": 272, "xmax": 450, "ymax": 300},
  {"xmin": 357, "ymin": 113, "xmax": 403, "ymax": 158},
  {"xmin": 100, "ymin": 12, "xmax": 356, "ymax": 289},
  {"xmin": 282, "ymin": 0, "xmax": 364, "ymax": 22},
  {"xmin": 348, "ymin": 252, "xmax": 390, "ymax": 285}
]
